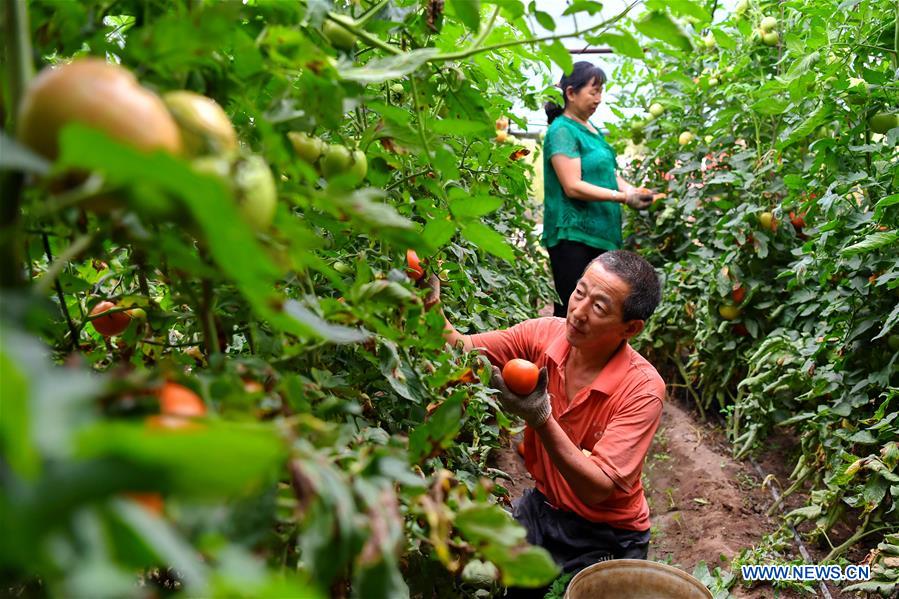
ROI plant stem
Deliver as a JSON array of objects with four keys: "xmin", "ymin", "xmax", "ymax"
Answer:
[
  {"xmin": 672, "ymin": 349, "xmax": 705, "ymax": 420},
  {"xmin": 326, "ymin": 12, "xmax": 400, "ymax": 56},
  {"xmin": 0, "ymin": 0, "xmax": 34, "ymax": 289},
  {"xmin": 409, "ymin": 75, "xmax": 432, "ymax": 160},
  {"xmin": 822, "ymin": 510, "xmax": 878, "ymax": 562},
  {"xmin": 437, "ymin": 2, "xmax": 638, "ymax": 62},
  {"xmin": 42, "ymin": 234, "xmax": 79, "ymax": 350},
  {"xmin": 35, "ymin": 234, "xmax": 94, "ymax": 296},
  {"xmin": 201, "ymin": 278, "xmax": 219, "ymax": 358},
  {"xmin": 385, "ymin": 168, "xmax": 431, "ymax": 191},
  {"xmin": 354, "ymin": 0, "xmax": 388, "ymax": 27}
]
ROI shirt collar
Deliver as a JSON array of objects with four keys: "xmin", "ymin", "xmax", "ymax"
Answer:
[{"xmin": 545, "ymin": 326, "xmax": 632, "ymax": 397}]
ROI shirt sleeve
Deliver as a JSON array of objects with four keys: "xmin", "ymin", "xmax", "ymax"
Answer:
[
  {"xmin": 589, "ymin": 394, "xmax": 663, "ymax": 494},
  {"xmin": 467, "ymin": 318, "xmax": 548, "ymax": 367},
  {"xmin": 546, "ymin": 124, "xmax": 580, "ymax": 159}
]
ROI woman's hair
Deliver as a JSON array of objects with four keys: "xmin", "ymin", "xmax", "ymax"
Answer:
[{"xmin": 544, "ymin": 61, "xmax": 608, "ymax": 124}]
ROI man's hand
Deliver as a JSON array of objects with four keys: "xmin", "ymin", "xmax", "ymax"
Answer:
[
  {"xmin": 424, "ymin": 274, "xmax": 440, "ymax": 311},
  {"xmin": 490, "ymin": 366, "xmax": 551, "ymax": 427}
]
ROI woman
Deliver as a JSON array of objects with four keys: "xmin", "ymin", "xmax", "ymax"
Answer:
[{"xmin": 543, "ymin": 61, "xmax": 656, "ymax": 317}]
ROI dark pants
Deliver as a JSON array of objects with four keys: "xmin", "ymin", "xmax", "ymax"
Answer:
[
  {"xmin": 547, "ymin": 240, "xmax": 606, "ymax": 317},
  {"xmin": 505, "ymin": 488, "xmax": 650, "ymax": 598}
]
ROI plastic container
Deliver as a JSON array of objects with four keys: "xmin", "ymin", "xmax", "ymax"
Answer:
[{"xmin": 565, "ymin": 559, "xmax": 713, "ymax": 599}]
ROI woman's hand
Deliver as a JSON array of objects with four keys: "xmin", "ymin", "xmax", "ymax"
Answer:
[{"xmin": 623, "ymin": 188, "xmax": 653, "ymax": 210}]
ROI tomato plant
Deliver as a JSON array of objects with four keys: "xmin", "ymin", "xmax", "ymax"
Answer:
[{"xmin": 2, "ymin": 0, "xmax": 897, "ymax": 596}]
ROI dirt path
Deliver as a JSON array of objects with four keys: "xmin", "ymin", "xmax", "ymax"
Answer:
[{"xmin": 492, "ymin": 399, "xmax": 810, "ymax": 598}]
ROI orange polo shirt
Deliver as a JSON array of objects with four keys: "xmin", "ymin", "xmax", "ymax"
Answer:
[{"xmin": 469, "ymin": 317, "xmax": 665, "ymax": 531}]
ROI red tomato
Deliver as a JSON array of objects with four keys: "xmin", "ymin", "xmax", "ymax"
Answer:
[
  {"xmin": 731, "ymin": 284, "xmax": 747, "ymax": 304},
  {"xmin": 126, "ymin": 492, "xmax": 165, "ymax": 515},
  {"xmin": 406, "ymin": 249, "xmax": 425, "ymax": 281},
  {"xmin": 89, "ymin": 300, "xmax": 131, "ymax": 337},
  {"xmin": 158, "ymin": 382, "xmax": 206, "ymax": 417},
  {"xmin": 502, "ymin": 359, "xmax": 539, "ymax": 395}
]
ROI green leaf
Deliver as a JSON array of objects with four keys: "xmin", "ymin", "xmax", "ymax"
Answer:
[
  {"xmin": 873, "ymin": 193, "xmax": 899, "ymax": 220},
  {"xmin": 0, "ymin": 132, "xmax": 51, "ymax": 176},
  {"xmin": 449, "ymin": 193, "xmax": 504, "ymax": 218},
  {"xmin": 339, "ymin": 49, "xmax": 442, "ymax": 84},
  {"xmin": 431, "ymin": 118, "xmax": 494, "ymax": 136},
  {"xmin": 482, "ymin": 544, "xmax": 559, "ymax": 587},
  {"xmin": 647, "ymin": 0, "xmax": 710, "ymax": 22},
  {"xmin": 563, "ymin": 1, "xmax": 605, "ymax": 16},
  {"xmin": 777, "ymin": 104, "xmax": 830, "ymax": 150},
  {"xmin": 328, "ymin": 189, "xmax": 423, "ymax": 250},
  {"xmin": 422, "ymin": 214, "xmax": 458, "ymax": 250},
  {"xmin": 751, "ymin": 96, "xmax": 791, "ymax": 115},
  {"xmin": 543, "ymin": 39, "xmax": 573, "ymax": 77},
  {"xmin": 408, "ymin": 394, "xmax": 465, "ymax": 461},
  {"xmin": 112, "ymin": 500, "xmax": 210, "ymax": 590},
  {"xmin": 0, "ymin": 329, "xmax": 40, "ymax": 478},
  {"xmin": 842, "ymin": 231, "xmax": 899, "ymax": 256},
  {"xmin": 533, "ymin": 10, "xmax": 555, "ymax": 31},
  {"xmin": 634, "ymin": 11, "xmax": 693, "ymax": 52},
  {"xmin": 460, "ymin": 221, "xmax": 516, "ymax": 261},
  {"xmin": 592, "ymin": 32, "xmax": 645, "ymax": 60},
  {"xmin": 456, "ymin": 504, "xmax": 526, "ymax": 546},
  {"xmin": 711, "ymin": 28, "xmax": 737, "ymax": 49},
  {"xmin": 76, "ymin": 421, "xmax": 286, "ymax": 498},
  {"xmin": 450, "ymin": 0, "xmax": 481, "ymax": 33}
]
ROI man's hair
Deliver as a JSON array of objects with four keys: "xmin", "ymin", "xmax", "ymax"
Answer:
[{"xmin": 586, "ymin": 251, "xmax": 662, "ymax": 322}]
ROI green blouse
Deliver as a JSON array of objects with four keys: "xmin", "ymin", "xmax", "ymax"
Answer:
[{"xmin": 542, "ymin": 115, "xmax": 622, "ymax": 251}]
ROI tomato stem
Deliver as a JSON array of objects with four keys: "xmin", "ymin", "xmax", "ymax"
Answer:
[
  {"xmin": 0, "ymin": 0, "xmax": 35, "ymax": 288},
  {"xmin": 41, "ymin": 233, "xmax": 79, "ymax": 349}
]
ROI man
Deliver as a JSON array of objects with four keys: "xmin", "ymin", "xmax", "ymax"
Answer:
[{"xmin": 433, "ymin": 250, "xmax": 664, "ymax": 597}]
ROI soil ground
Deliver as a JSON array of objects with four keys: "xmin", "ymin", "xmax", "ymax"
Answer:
[{"xmin": 492, "ymin": 398, "xmax": 833, "ymax": 598}]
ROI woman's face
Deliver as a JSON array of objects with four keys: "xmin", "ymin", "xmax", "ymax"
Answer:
[{"xmin": 565, "ymin": 77, "xmax": 603, "ymax": 116}]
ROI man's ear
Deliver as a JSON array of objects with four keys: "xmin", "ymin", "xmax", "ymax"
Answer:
[{"xmin": 623, "ymin": 319, "xmax": 645, "ymax": 339}]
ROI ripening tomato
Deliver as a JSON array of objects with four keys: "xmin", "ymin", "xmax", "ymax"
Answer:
[
  {"xmin": 89, "ymin": 301, "xmax": 132, "ymax": 337},
  {"xmin": 789, "ymin": 211, "xmax": 806, "ymax": 230},
  {"xmin": 18, "ymin": 58, "xmax": 182, "ymax": 159},
  {"xmin": 502, "ymin": 359, "xmax": 539, "ymax": 395},
  {"xmin": 158, "ymin": 382, "xmax": 206, "ymax": 417},
  {"xmin": 406, "ymin": 249, "xmax": 425, "ymax": 281},
  {"xmin": 759, "ymin": 212, "xmax": 776, "ymax": 231},
  {"xmin": 718, "ymin": 304, "xmax": 742, "ymax": 321},
  {"xmin": 126, "ymin": 492, "xmax": 165, "ymax": 515},
  {"xmin": 163, "ymin": 90, "xmax": 237, "ymax": 157}
]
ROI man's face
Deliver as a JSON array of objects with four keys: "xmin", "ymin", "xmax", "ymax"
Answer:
[{"xmin": 565, "ymin": 263, "xmax": 643, "ymax": 350}]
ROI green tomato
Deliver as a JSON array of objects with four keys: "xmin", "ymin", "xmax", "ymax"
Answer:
[
  {"xmin": 869, "ymin": 112, "xmax": 898, "ymax": 135},
  {"xmin": 703, "ymin": 34, "xmax": 716, "ymax": 50},
  {"xmin": 389, "ymin": 83, "xmax": 404, "ymax": 95},
  {"xmin": 735, "ymin": 0, "xmax": 749, "ymax": 14},
  {"xmin": 759, "ymin": 16, "xmax": 777, "ymax": 32},
  {"xmin": 333, "ymin": 261, "xmax": 353, "ymax": 275},
  {"xmin": 347, "ymin": 150, "xmax": 368, "ymax": 183},
  {"xmin": 762, "ymin": 31, "xmax": 779, "ymax": 46},
  {"xmin": 323, "ymin": 17, "xmax": 357, "ymax": 51},
  {"xmin": 127, "ymin": 307, "xmax": 147, "ymax": 321},
  {"xmin": 678, "ymin": 131, "xmax": 694, "ymax": 145},
  {"xmin": 889, "ymin": 334, "xmax": 899, "ymax": 352},
  {"xmin": 649, "ymin": 103, "xmax": 665, "ymax": 118},
  {"xmin": 235, "ymin": 154, "xmax": 277, "ymax": 230},
  {"xmin": 320, "ymin": 144, "xmax": 353, "ymax": 179},
  {"xmin": 287, "ymin": 131, "xmax": 323, "ymax": 164}
]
